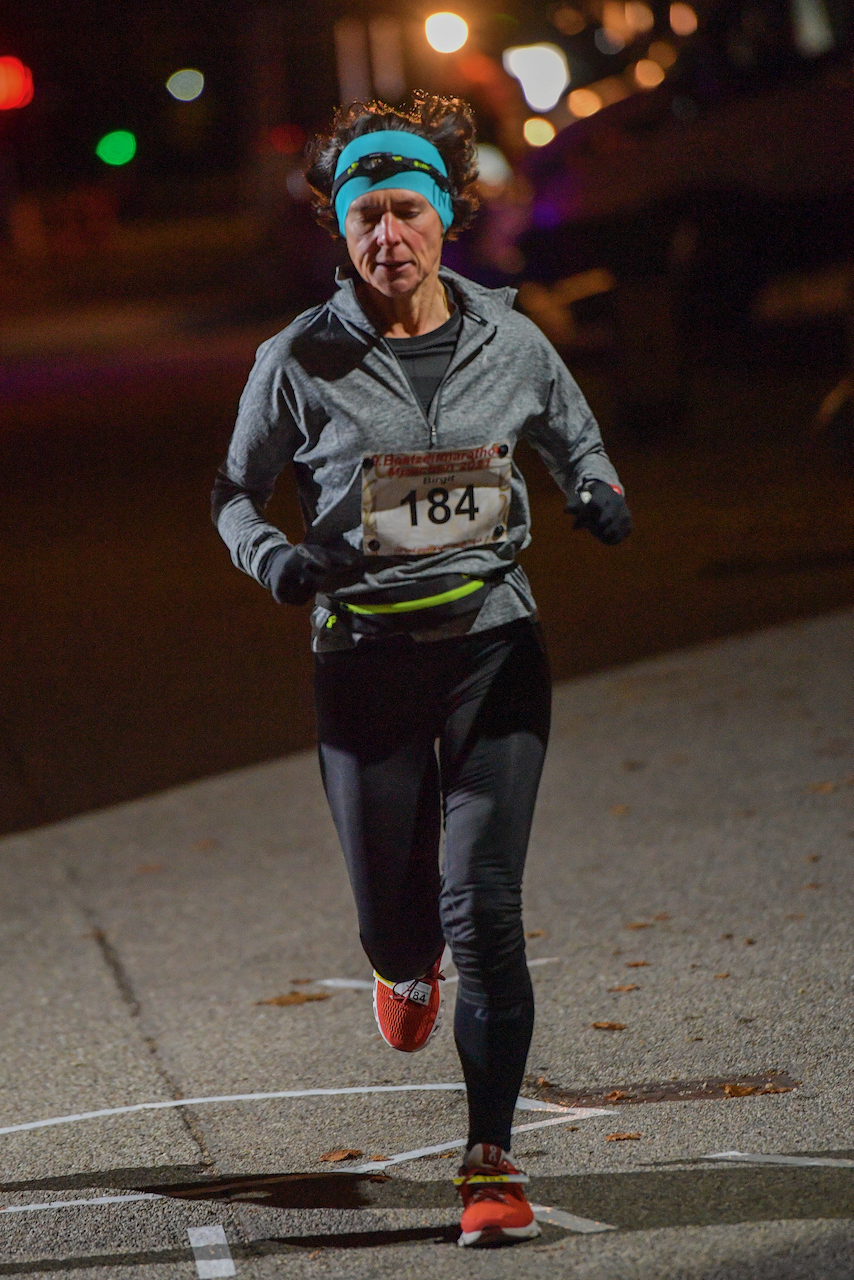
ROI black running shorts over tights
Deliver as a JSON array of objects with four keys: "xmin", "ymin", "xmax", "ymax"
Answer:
[{"xmin": 314, "ymin": 619, "xmax": 552, "ymax": 1007}]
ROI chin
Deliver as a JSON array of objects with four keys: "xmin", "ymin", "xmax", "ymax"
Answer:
[{"xmin": 369, "ymin": 268, "xmax": 420, "ymax": 296}]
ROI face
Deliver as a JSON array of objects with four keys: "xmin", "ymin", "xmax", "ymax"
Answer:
[{"xmin": 344, "ymin": 189, "xmax": 444, "ymax": 299}]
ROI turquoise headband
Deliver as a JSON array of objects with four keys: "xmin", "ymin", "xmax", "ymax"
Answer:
[{"xmin": 333, "ymin": 130, "xmax": 454, "ymax": 236}]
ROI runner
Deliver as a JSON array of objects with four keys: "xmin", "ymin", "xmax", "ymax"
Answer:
[{"xmin": 213, "ymin": 92, "xmax": 631, "ymax": 1248}]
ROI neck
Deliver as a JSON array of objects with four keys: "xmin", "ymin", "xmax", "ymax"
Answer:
[{"xmin": 358, "ymin": 271, "xmax": 451, "ymax": 339}]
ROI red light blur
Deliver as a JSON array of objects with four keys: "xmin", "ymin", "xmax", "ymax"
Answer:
[
  {"xmin": 0, "ymin": 57, "xmax": 34, "ymax": 110},
  {"xmin": 268, "ymin": 124, "xmax": 305, "ymax": 155}
]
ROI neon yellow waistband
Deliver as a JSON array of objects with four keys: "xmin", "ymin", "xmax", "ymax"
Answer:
[{"xmin": 343, "ymin": 578, "xmax": 485, "ymax": 616}]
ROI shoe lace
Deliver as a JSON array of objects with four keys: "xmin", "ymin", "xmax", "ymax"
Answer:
[
  {"xmin": 391, "ymin": 968, "xmax": 444, "ymax": 1004},
  {"xmin": 469, "ymin": 1184, "xmax": 512, "ymax": 1204}
]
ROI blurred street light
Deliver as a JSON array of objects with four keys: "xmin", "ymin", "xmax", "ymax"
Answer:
[
  {"xmin": 503, "ymin": 44, "xmax": 569, "ymax": 111},
  {"xmin": 552, "ymin": 6, "xmax": 586, "ymax": 35},
  {"xmin": 476, "ymin": 142, "xmax": 512, "ymax": 186},
  {"xmin": 648, "ymin": 40, "xmax": 678, "ymax": 67},
  {"xmin": 523, "ymin": 117, "xmax": 556, "ymax": 146},
  {"xmin": 166, "ymin": 69, "xmax": 205, "ymax": 102},
  {"xmin": 568, "ymin": 87, "xmax": 602, "ymax": 117},
  {"xmin": 95, "ymin": 130, "xmax": 137, "ymax": 166},
  {"xmin": 669, "ymin": 3, "xmax": 698, "ymax": 35},
  {"xmin": 0, "ymin": 57, "xmax": 34, "ymax": 110},
  {"xmin": 624, "ymin": 3, "xmax": 655, "ymax": 34},
  {"xmin": 425, "ymin": 13, "xmax": 469, "ymax": 53},
  {"xmin": 594, "ymin": 27, "xmax": 626, "ymax": 53},
  {"xmin": 635, "ymin": 58, "xmax": 666, "ymax": 86}
]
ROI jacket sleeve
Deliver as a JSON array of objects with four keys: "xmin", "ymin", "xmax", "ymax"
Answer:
[
  {"xmin": 211, "ymin": 337, "xmax": 302, "ymax": 586},
  {"xmin": 523, "ymin": 333, "xmax": 623, "ymax": 498}
]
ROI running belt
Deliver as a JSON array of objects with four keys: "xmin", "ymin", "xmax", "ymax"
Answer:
[{"xmin": 330, "ymin": 574, "xmax": 491, "ymax": 634}]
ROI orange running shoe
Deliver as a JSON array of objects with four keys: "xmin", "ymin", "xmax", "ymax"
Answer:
[
  {"xmin": 372, "ymin": 957, "xmax": 444, "ymax": 1052},
  {"xmin": 455, "ymin": 1143, "xmax": 541, "ymax": 1247}
]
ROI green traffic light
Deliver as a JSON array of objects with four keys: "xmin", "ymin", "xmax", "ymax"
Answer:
[{"xmin": 96, "ymin": 130, "xmax": 136, "ymax": 166}]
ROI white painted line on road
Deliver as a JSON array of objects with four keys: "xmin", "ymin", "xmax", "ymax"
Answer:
[
  {"xmin": 0, "ymin": 1193, "xmax": 165, "ymax": 1215},
  {"xmin": 317, "ymin": 978, "xmax": 373, "ymax": 989},
  {"xmin": 531, "ymin": 1204, "xmax": 617, "ymax": 1233},
  {"xmin": 318, "ymin": 957, "xmax": 561, "ymax": 990},
  {"xmin": 352, "ymin": 1108, "xmax": 614, "ymax": 1172},
  {"xmin": 515, "ymin": 1095, "xmax": 576, "ymax": 1113},
  {"xmin": 0, "ymin": 1107, "xmax": 613, "ymax": 1218},
  {"xmin": 0, "ymin": 1082, "xmax": 568, "ymax": 1138},
  {"xmin": 705, "ymin": 1150, "xmax": 854, "ymax": 1169},
  {"xmin": 0, "ymin": 1082, "xmax": 468, "ymax": 1136},
  {"xmin": 188, "ymin": 1225, "xmax": 236, "ymax": 1278}
]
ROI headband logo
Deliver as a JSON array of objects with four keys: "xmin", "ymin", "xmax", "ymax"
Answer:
[{"xmin": 331, "ymin": 151, "xmax": 452, "ymax": 204}]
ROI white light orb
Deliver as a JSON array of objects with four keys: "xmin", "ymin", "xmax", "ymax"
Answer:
[
  {"xmin": 523, "ymin": 117, "xmax": 556, "ymax": 147},
  {"xmin": 166, "ymin": 69, "xmax": 205, "ymax": 102},
  {"xmin": 425, "ymin": 12, "xmax": 469, "ymax": 53},
  {"xmin": 503, "ymin": 43, "xmax": 570, "ymax": 112},
  {"xmin": 476, "ymin": 143, "xmax": 512, "ymax": 187}
]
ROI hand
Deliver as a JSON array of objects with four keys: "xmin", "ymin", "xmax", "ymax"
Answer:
[
  {"xmin": 266, "ymin": 543, "xmax": 331, "ymax": 605},
  {"xmin": 565, "ymin": 481, "xmax": 633, "ymax": 545}
]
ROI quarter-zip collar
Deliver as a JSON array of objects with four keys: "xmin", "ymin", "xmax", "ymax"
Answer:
[{"xmin": 328, "ymin": 266, "xmax": 509, "ymax": 445}]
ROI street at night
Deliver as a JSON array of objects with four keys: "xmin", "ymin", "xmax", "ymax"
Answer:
[{"xmin": 1, "ymin": 0, "xmax": 853, "ymax": 1275}]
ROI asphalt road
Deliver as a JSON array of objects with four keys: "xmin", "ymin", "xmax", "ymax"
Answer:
[
  {"xmin": 1, "ymin": 323, "xmax": 853, "ymax": 836},
  {"xmin": 1, "ymin": 608, "xmax": 853, "ymax": 1277}
]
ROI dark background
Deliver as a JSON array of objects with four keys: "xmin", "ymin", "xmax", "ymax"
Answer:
[{"xmin": 1, "ymin": 0, "xmax": 852, "ymax": 835}]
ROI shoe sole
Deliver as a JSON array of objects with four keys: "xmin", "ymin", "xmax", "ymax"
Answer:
[
  {"xmin": 458, "ymin": 1221, "xmax": 542, "ymax": 1247},
  {"xmin": 372, "ymin": 979, "xmax": 443, "ymax": 1053}
]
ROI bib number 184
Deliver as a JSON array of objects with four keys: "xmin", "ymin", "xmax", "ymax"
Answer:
[
  {"xmin": 400, "ymin": 485, "xmax": 479, "ymax": 527},
  {"xmin": 361, "ymin": 444, "xmax": 512, "ymax": 555}
]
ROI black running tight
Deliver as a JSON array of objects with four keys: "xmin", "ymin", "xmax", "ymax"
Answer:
[{"xmin": 314, "ymin": 618, "xmax": 551, "ymax": 1152}]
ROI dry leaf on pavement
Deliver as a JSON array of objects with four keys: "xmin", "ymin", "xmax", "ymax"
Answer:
[
  {"xmin": 592, "ymin": 1021, "xmax": 626, "ymax": 1030},
  {"xmin": 724, "ymin": 1081, "xmax": 793, "ymax": 1097},
  {"xmin": 610, "ymin": 804, "xmax": 631, "ymax": 816},
  {"xmin": 605, "ymin": 1132, "xmax": 641, "ymax": 1141},
  {"xmin": 807, "ymin": 782, "xmax": 837, "ymax": 794},
  {"xmin": 525, "ymin": 929, "xmax": 547, "ymax": 938},
  {"xmin": 256, "ymin": 992, "xmax": 331, "ymax": 1006},
  {"xmin": 714, "ymin": 973, "xmax": 729, "ymax": 980},
  {"xmin": 626, "ymin": 960, "xmax": 649, "ymax": 967},
  {"xmin": 625, "ymin": 922, "xmax": 653, "ymax": 930},
  {"xmin": 608, "ymin": 984, "xmax": 640, "ymax": 992},
  {"xmin": 802, "ymin": 882, "xmax": 821, "ymax": 890},
  {"xmin": 319, "ymin": 1148, "xmax": 363, "ymax": 1162},
  {"xmin": 604, "ymin": 1090, "xmax": 630, "ymax": 1102}
]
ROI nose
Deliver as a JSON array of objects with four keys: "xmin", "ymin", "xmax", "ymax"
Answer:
[{"xmin": 375, "ymin": 211, "xmax": 402, "ymax": 246}]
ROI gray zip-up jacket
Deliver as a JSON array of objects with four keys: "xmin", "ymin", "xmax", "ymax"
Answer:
[{"xmin": 213, "ymin": 266, "xmax": 623, "ymax": 650}]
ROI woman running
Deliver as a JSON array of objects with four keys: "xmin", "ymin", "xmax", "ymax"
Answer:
[{"xmin": 213, "ymin": 92, "xmax": 631, "ymax": 1248}]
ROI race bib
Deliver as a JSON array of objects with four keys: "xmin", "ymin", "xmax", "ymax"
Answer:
[{"xmin": 361, "ymin": 444, "xmax": 512, "ymax": 556}]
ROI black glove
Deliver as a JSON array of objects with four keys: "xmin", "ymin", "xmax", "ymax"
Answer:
[
  {"xmin": 266, "ymin": 543, "xmax": 331, "ymax": 605},
  {"xmin": 565, "ymin": 480, "xmax": 633, "ymax": 545}
]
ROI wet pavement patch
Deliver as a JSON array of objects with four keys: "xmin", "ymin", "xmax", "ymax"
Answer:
[{"xmin": 525, "ymin": 1071, "xmax": 799, "ymax": 1108}]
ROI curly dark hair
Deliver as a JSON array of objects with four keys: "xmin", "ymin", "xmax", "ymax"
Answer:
[{"xmin": 305, "ymin": 91, "xmax": 480, "ymax": 240}]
